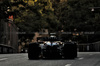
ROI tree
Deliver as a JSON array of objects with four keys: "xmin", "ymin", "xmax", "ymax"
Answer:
[
  {"xmin": 54, "ymin": 0, "xmax": 100, "ymax": 42},
  {"xmin": 11, "ymin": 0, "xmax": 59, "ymax": 32},
  {"xmin": 54, "ymin": 0, "xmax": 100, "ymax": 32}
]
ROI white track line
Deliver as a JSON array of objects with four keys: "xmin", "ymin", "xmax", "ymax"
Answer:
[
  {"xmin": 65, "ymin": 64, "xmax": 72, "ymax": 66},
  {"xmin": 78, "ymin": 57, "xmax": 84, "ymax": 60},
  {"xmin": 0, "ymin": 58, "xmax": 8, "ymax": 61}
]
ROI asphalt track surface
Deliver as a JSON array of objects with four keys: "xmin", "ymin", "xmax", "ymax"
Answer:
[{"xmin": 0, "ymin": 52, "xmax": 100, "ymax": 66}]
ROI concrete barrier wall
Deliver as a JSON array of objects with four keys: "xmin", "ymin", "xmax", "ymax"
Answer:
[
  {"xmin": 0, "ymin": 44, "xmax": 14, "ymax": 54},
  {"xmin": 78, "ymin": 42, "xmax": 100, "ymax": 52}
]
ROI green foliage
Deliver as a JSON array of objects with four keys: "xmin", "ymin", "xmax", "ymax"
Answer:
[
  {"xmin": 53, "ymin": 0, "xmax": 100, "ymax": 42},
  {"xmin": 54, "ymin": 0, "xmax": 100, "ymax": 32},
  {"xmin": 2, "ymin": 0, "xmax": 100, "ymax": 42},
  {"xmin": 10, "ymin": 0, "xmax": 59, "ymax": 32}
]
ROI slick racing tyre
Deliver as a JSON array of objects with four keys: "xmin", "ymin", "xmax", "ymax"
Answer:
[
  {"xmin": 63, "ymin": 42, "xmax": 77, "ymax": 59},
  {"xmin": 28, "ymin": 43, "xmax": 41, "ymax": 59}
]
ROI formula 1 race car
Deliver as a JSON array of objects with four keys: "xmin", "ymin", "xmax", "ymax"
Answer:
[{"xmin": 28, "ymin": 37, "xmax": 77, "ymax": 59}]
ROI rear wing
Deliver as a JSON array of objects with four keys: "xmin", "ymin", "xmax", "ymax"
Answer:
[{"xmin": 37, "ymin": 37, "xmax": 61, "ymax": 42}]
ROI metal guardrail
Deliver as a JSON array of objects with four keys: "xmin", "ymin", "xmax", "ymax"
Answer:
[
  {"xmin": 78, "ymin": 42, "xmax": 100, "ymax": 52},
  {"xmin": 0, "ymin": 44, "xmax": 14, "ymax": 54}
]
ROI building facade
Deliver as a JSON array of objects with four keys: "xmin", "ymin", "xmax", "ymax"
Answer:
[{"xmin": 0, "ymin": 1, "xmax": 18, "ymax": 53}]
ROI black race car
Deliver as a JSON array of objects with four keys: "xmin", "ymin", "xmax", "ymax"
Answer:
[{"xmin": 28, "ymin": 37, "xmax": 77, "ymax": 59}]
